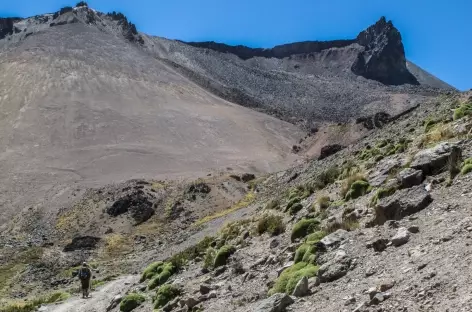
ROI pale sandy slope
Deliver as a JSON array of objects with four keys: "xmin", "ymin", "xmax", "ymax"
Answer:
[{"xmin": 0, "ymin": 23, "xmax": 303, "ymax": 229}]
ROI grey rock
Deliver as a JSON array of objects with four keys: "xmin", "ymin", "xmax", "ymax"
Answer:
[
  {"xmin": 367, "ymin": 287, "xmax": 379, "ymax": 299},
  {"xmin": 397, "ymin": 168, "xmax": 423, "ymax": 188},
  {"xmin": 318, "ymin": 144, "xmax": 345, "ymax": 160},
  {"xmin": 391, "ymin": 227, "xmax": 410, "ymax": 246},
  {"xmin": 319, "ymin": 229, "xmax": 348, "ymax": 249},
  {"xmin": 374, "ymin": 185, "xmax": 432, "ymax": 225},
  {"xmin": 408, "ymin": 225, "xmax": 420, "ymax": 233},
  {"xmin": 411, "ymin": 142, "xmax": 460, "ymax": 175},
  {"xmin": 269, "ymin": 238, "xmax": 280, "ymax": 249},
  {"xmin": 367, "ymin": 238, "xmax": 389, "ymax": 252},
  {"xmin": 254, "ymin": 293, "xmax": 294, "ymax": 312},
  {"xmin": 344, "ymin": 296, "xmax": 356, "ymax": 306},
  {"xmin": 180, "ymin": 297, "xmax": 199, "ymax": 309},
  {"xmin": 106, "ymin": 294, "xmax": 123, "ymax": 311},
  {"xmin": 291, "ymin": 276, "xmax": 309, "ymax": 297},
  {"xmin": 317, "ymin": 250, "xmax": 352, "ymax": 283},
  {"xmin": 379, "ymin": 279, "xmax": 396, "ymax": 292},
  {"xmin": 370, "ymin": 292, "xmax": 386, "ymax": 305},
  {"xmin": 200, "ymin": 284, "xmax": 211, "ymax": 295},
  {"xmin": 369, "ymin": 158, "xmax": 401, "ymax": 187},
  {"xmin": 251, "ymin": 256, "xmax": 268, "ymax": 268},
  {"xmin": 213, "ymin": 265, "xmax": 227, "ymax": 276}
]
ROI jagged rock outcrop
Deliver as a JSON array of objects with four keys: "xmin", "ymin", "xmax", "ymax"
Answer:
[
  {"xmin": 0, "ymin": 17, "xmax": 22, "ymax": 40},
  {"xmin": 352, "ymin": 17, "xmax": 419, "ymax": 85}
]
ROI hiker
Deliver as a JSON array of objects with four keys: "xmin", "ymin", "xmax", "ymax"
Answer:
[{"xmin": 78, "ymin": 262, "xmax": 92, "ymax": 298}]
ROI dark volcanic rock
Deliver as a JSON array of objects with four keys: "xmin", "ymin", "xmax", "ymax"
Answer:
[
  {"xmin": 107, "ymin": 191, "xmax": 155, "ymax": 224},
  {"xmin": 64, "ymin": 236, "xmax": 100, "ymax": 252},
  {"xmin": 241, "ymin": 173, "xmax": 256, "ymax": 182},
  {"xmin": 352, "ymin": 17, "xmax": 419, "ymax": 86},
  {"xmin": 356, "ymin": 112, "xmax": 391, "ymax": 130},
  {"xmin": 0, "ymin": 17, "xmax": 22, "ymax": 40},
  {"xmin": 319, "ymin": 144, "xmax": 345, "ymax": 160}
]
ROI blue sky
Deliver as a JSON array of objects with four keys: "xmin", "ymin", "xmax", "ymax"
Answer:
[{"xmin": 1, "ymin": 0, "xmax": 471, "ymax": 90}]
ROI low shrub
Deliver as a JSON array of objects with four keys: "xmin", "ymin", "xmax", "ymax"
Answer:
[
  {"xmin": 147, "ymin": 262, "xmax": 175, "ymax": 290},
  {"xmin": 462, "ymin": 158, "xmax": 472, "ymax": 175},
  {"xmin": 340, "ymin": 174, "xmax": 366, "ymax": 198},
  {"xmin": 291, "ymin": 218, "xmax": 320, "ymax": 242},
  {"xmin": 120, "ymin": 293, "xmax": 145, "ymax": 312},
  {"xmin": 168, "ymin": 236, "xmax": 213, "ymax": 269},
  {"xmin": 370, "ymin": 186, "xmax": 397, "ymax": 206},
  {"xmin": 453, "ymin": 100, "xmax": 472, "ymax": 120},
  {"xmin": 289, "ymin": 203, "xmax": 304, "ymax": 215},
  {"xmin": 265, "ymin": 199, "xmax": 280, "ymax": 210},
  {"xmin": 345, "ymin": 180, "xmax": 370, "ymax": 200},
  {"xmin": 141, "ymin": 261, "xmax": 164, "ymax": 282},
  {"xmin": 257, "ymin": 214, "xmax": 285, "ymax": 236},
  {"xmin": 154, "ymin": 285, "xmax": 181, "ymax": 309},
  {"xmin": 214, "ymin": 245, "xmax": 236, "ymax": 267},
  {"xmin": 285, "ymin": 197, "xmax": 300, "ymax": 212},
  {"xmin": 317, "ymin": 195, "xmax": 331, "ymax": 210},
  {"xmin": 203, "ymin": 247, "xmax": 216, "ymax": 269},
  {"xmin": 325, "ymin": 219, "xmax": 359, "ymax": 233},
  {"xmin": 305, "ymin": 231, "xmax": 326, "ymax": 243},
  {"xmin": 0, "ymin": 291, "xmax": 70, "ymax": 312},
  {"xmin": 294, "ymin": 244, "xmax": 316, "ymax": 264},
  {"xmin": 314, "ymin": 166, "xmax": 340, "ymax": 189},
  {"xmin": 269, "ymin": 262, "xmax": 319, "ymax": 295}
]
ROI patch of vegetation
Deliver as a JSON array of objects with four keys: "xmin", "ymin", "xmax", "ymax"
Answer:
[
  {"xmin": 325, "ymin": 219, "xmax": 360, "ymax": 233},
  {"xmin": 423, "ymin": 116, "xmax": 441, "ymax": 132},
  {"xmin": 453, "ymin": 100, "xmax": 472, "ymax": 120},
  {"xmin": 0, "ymin": 291, "xmax": 70, "ymax": 312},
  {"xmin": 203, "ymin": 247, "xmax": 217, "ymax": 269},
  {"xmin": 265, "ymin": 199, "xmax": 280, "ymax": 210},
  {"xmin": 314, "ymin": 166, "xmax": 340, "ymax": 189},
  {"xmin": 305, "ymin": 231, "xmax": 326, "ymax": 243},
  {"xmin": 154, "ymin": 284, "xmax": 181, "ymax": 309},
  {"xmin": 119, "ymin": 293, "xmax": 145, "ymax": 312},
  {"xmin": 462, "ymin": 158, "xmax": 472, "ymax": 175},
  {"xmin": 294, "ymin": 244, "xmax": 315, "ymax": 264},
  {"xmin": 420, "ymin": 124, "xmax": 454, "ymax": 147},
  {"xmin": 359, "ymin": 146, "xmax": 382, "ymax": 161},
  {"xmin": 285, "ymin": 197, "xmax": 301, "ymax": 212},
  {"xmin": 257, "ymin": 214, "xmax": 285, "ymax": 236},
  {"xmin": 194, "ymin": 191, "xmax": 255, "ymax": 226},
  {"xmin": 340, "ymin": 174, "xmax": 370, "ymax": 200},
  {"xmin": 289, "ymin": 203, "xmax": 304, "ymax": 215},
  {"xmin": 147, "ymin": 262, "xmax": 175, "ymax": 290},
  {"xmin": 288, "ymin": 184, "xmax": 314, "ymax": 200},
  {"xmin": 168, "ymin": 236, "xmax": 214, "ymax": 270},
  {"xmin": 316, "ymin": 195, "xmax": 331, "ymax": 210},
  {"xmin": 219, "ymin": 219, "xmax": 251, "ymax": 242},
  {"xmin": 268, "ymin": 262, "xmax": 319, "ymax": 295},
  {"xmin": 291, "ymin": 218, "xmax": 320, "ymax": 242},
  {"xmin": 214, "ymin": 245, "xmax": 236, "ymax": 267},
  {"xmin": 104, "ymin": 233, "xmax": 132, "ymax": 256},
  {"xmin": 370, "ymin": 186, "xmax": 397, "ymax": 206}
]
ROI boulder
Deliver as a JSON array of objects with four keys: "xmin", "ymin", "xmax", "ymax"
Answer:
[
  {"xmin": 106, "ymin": 191, "xmax": 155, "ymax": 224},
  {"xmin": 241, "ymin": 173, "xmax": 256, "ymax": 182},
  {"xmin": 391, "ymin": 227, "xmax": 410, "ymax": 247},
  {"xmin": 317, "ymin": 250, "xmax": 352, "ymax": 283},
  {"xmin": 374, "ymin": 185, "xmax": 432, "ymax": 225},
  {"xmin": 63, "ymin": 236, "xmax": 100, "ymax": 252},
  {"xmin": 254, "ymin": 293, "xmax": 294, "ymax": 312},
  {"xmin": 199, "ymin": 284, "xmax": 211, "ymax": 295},
  {"xmin": 291, "ymin": 276, "xmax": 309, "ymax": 297},
  {"xmin": 318, "ymin": 144, "xmax": 345, "ymax": 160},
  {"xmin": 366, "ymin": 238, "xmax": 389, "ymax": 252},
  {"xmin": 410, "ymin": 142, "xmax": 461, "ymax": 175},
  {"xmin": 319, "ymin": 229, "xmax": 348, "ymax": 249},
  {"xmin": 397, "ymin": 168, "xmax": 423, "ymax": 188},
  {"xmin": 106, "ymin": 295, "xmax": 123, "ymax": 312}
]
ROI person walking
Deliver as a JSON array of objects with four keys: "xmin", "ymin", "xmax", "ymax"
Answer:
[{"xmin": 78, "ymin": 262, "xmax": 92, "ymax": 298}]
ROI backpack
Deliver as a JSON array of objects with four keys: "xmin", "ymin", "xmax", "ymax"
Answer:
[{"xmin": 79, "ymin": 268, "xmax": 90, "ymax": 280}]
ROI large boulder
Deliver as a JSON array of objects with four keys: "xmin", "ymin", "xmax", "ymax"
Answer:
[
  {"xmin": 374, "ymin": 185, "xmax": 432, "ymax": 225},
  {"xmin": 291, "ymin": 276, "xmax": 309, "ymax": 297},
  {"xmin": 106, "ymin": 191, "xmax": 155, "ymax": 224},
  {"xmin": 254, "ymin": 293, "xmax": 294, "ymax": 312},
  {"xmin": 317, "ymin": 249, "xmax": 352, "ymax": 283},
  {"xmin": 318, "ymin": 144, "xmax": 345, "ymax": 160},
  {"xmin": 63, "ymin": 236, "xmax": 100, "ymax": 252},
  {"xmin": 352, "ymin": 17, "xmax": 419, "ymax": 86},
  {"xmin": 319, "ymin": 229, "xmax": 348, "ymax": 249},
  {"xmin": 397, "ymin": 168, "xmax": 423, "ymax": 188},
  {"xmin": 410, "ymin": 142, "xmax": 461, "ymax": 175}
]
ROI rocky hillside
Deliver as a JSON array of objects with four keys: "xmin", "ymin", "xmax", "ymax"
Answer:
[{"xmin": 0, "ymin": 3, "xmax": 467, "ymax": 312}]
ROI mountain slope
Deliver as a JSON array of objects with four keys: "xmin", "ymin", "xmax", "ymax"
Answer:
[{"xmin": 0, "ymin": 9, "xmax": 304, "ymax": 228}]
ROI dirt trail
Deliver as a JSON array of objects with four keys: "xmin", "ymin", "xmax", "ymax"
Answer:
[{"xmin": 45, "ymin": 275, "xmax": 138, "ymax": 312}]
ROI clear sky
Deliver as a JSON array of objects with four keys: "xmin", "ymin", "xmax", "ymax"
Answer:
[{"xmin": 1, "ymin": 0, "xmax": 471, "ymax": 90}]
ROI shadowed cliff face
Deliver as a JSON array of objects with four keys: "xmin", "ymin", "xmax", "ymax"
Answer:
[
  {"xmin": 352, "ymin": 17, "xmax": 419, "ymax": 86},
  {"xmin": 0, "ymin": 17, "xmax": 23, "ymax": 40}
]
